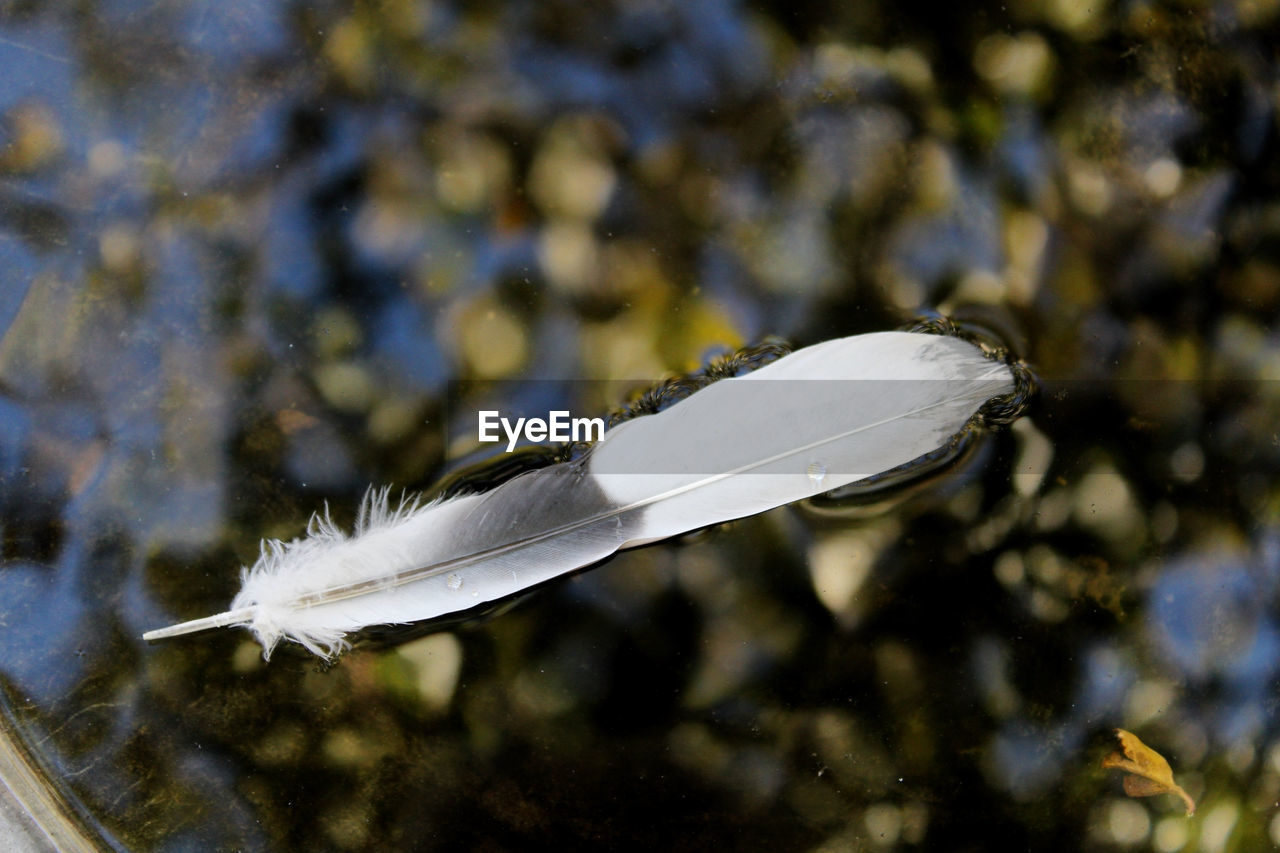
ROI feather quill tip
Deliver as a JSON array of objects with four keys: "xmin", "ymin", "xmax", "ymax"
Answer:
[
  {"xmin": 141, "ymin": 607, "xmax": 257, "ymax": 641},
  {"xmin": 141, "ymin": 605, "xmax": 350, "ymax": 661}
]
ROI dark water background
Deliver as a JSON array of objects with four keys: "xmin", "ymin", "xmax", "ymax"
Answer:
[{"xmin": 1, "ymin": 1, "xmax": 1279, "ymax": 850}]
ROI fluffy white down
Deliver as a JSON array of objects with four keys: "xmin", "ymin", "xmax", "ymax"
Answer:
[{"xmin": 231, "ymin": 487, "xmax": 436, "ymax": 659}]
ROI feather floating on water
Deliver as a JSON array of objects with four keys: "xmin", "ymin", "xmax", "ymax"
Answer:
[{"xmin": 143, "ymin": 330, "xmax": 1025, "ymax": 659}]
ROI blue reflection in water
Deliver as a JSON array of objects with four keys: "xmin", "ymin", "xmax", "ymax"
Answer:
[
  {"xmin": 370, "ymin": 299, "xmax": 449, "ymax": 393},
  {"xmin": 0, "ymin": 561, "xmax": 92, "ymax": 705},
  {"xmin": 986, "ymin": 642, "xmax": 1134, "ymax": 797},
  {"xmin": 1149, "ymin": 550, "xmax": 1280, "ymax": 684},
  {"xmin": 171, "ymin": 0, "xmax": 289, "ymax": 66},
  {"xmin": 1147, "ymin": 539, "xmax": 1280, "ymax": 744},
  {"xmin": 512, "ymin": 0, "xmax": 766, "ymax": 146},
  {"xmin": 996, "ymin": 106, "xmax": 1053, "ymax": 204},
  {"xmin": 0, "ymin": 22, "xmax": 75, "ymax": 115},
  {"xmin": 885, "ymin": 165, "xmax": 1003, "ymax": 294},
  {"xmin": 0, "ymin": 397, "xmax": 30, "ymax": 475}
]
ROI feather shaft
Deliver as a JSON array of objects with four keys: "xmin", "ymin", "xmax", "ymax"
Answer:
[{"xmin": 142, "ymin": 608, "xmax": 258, "ymax": 640}]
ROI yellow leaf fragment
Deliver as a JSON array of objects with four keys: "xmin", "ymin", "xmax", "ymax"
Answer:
[{"xmin": 1101, "ymin": 729, "xmax": 1196, "ymax": 816}]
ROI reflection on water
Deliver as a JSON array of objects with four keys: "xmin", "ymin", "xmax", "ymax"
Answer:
[{"xmin": 2, "ymin": 0, "xmax": 1279, "ymax": 850}]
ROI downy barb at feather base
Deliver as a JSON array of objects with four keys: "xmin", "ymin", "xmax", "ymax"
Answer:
[{"xmin": 143, "ymin": 330, "xmax": 1028, "ymax": 660}]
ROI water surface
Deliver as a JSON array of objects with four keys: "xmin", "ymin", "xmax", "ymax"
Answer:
[{"xmin": 1, "ymin": 1, "xmax": 1278, "ymax": 850}]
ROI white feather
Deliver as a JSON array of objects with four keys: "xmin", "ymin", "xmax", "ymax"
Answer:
[{"xmin": 143, "ymin": 331, "xmax": 1018, "ymax": 659}]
